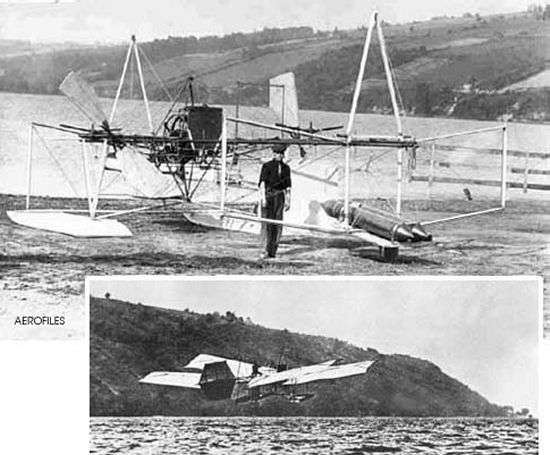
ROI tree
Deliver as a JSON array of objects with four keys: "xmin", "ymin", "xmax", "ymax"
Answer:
[{"xmin": 527, "ymin": 3, "xmax": 544, "ymax": 19}]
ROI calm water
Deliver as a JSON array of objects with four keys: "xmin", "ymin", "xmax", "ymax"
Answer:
[{"xmin": 89, "ymin": 416, "xmax": 538, "ymax": 455}]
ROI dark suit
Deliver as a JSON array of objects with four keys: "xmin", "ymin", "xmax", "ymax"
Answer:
[{"xmin": 259, "ymin": 159, "xmax": 291, "ymax": 257}]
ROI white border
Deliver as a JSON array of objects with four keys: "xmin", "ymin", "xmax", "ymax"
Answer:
[{"xmin": 85, "ymin": 274, "xmax": 545, "ymax": 453}]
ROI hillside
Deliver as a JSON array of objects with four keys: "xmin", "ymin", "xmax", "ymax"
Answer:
[
  {"xmin": 1, "ymin": 11, "xmax": 549, "ymax": 122},
  {"xmin": 0, "ymin": 39, "xmax": 92, "ymax": 59},
  {"xmin": 90, "ymin": 297, "xmax": 508, "ymax": 417},
  {"xmin": 1, "ymin": 11, "xmax": 548, "ymax": 122}
]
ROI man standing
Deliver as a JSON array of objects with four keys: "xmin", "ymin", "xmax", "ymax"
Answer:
[{"xmin": 258, "ymin": 143, "xmax": 292, "ymax": 258}]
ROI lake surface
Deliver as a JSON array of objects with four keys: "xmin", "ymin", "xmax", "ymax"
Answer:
[{"xmin": 89, "ymin": 416, "xmax": 537, "ymax": 455}]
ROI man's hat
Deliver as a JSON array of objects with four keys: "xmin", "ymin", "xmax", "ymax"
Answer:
[{"xmin": 272, "ymin": 142, "xmax": 288, "ymax": 154}]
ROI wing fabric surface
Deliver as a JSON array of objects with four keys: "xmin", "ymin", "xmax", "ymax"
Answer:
[
  {"xmin": 248, "ymin": 360, "xmax": 338, "ymax": 388},
  {"xmin": 288, "ymin": 360, "xmax": 374, "ymax": 386},
  {"xmin": 59, "ymin": 71, "xmax": 109, "ymax": 126},
  {"xmin": 140, "ymin": 358, "xmax": 373, "ymax": 391},
  {"xmin": 139, "ymin": 371, "xmax": 201, "ymax": 389},
  {"xmin": 249, "ymin": 360, "xmax": 373, "ymax": 388}
]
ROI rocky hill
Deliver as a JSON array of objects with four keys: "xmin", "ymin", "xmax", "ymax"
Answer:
[{"xmin": 90, "ymin": 296, "xmax": 508, "ymax": 417}]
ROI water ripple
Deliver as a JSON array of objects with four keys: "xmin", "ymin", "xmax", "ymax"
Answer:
[{"xmin": 90, "ymin": 417, "xmax": 538, "ymax": 455}]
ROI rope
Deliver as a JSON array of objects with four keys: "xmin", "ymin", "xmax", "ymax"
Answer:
[
  {"xmin": 129, "ymin": 51, "xmax": 135, "ymax": 99},
  {"xmin": 100, "ymin": 172, "xmax": 121, "ymax": 192},
  {"xmin": 139, "ymin": 47, "xmax": 175, "ymax": 102},
  {"xmin": 386, "ymin": 50, "xmax": 407, "ymax": 129}
]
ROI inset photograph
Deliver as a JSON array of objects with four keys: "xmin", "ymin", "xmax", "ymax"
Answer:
[{"xmin": 89, "ymin": 277, "xmax": 540, "ymax": 454}]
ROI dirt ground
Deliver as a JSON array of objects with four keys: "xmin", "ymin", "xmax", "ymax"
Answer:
[{"xmin": 1, "ymin": 194, "xmax": 548, "ymax": 338}]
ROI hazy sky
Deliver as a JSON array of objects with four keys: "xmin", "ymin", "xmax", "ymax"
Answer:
[
  {"xmin": 89, "ymin": 277, "xmax": 540, "ymax": 415},
  {"xmin": 0, "ymin": 0, "xmax": 537, "ymax": 43}
]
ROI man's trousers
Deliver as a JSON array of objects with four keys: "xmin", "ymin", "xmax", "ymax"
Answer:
[{"xmin": 261, "ymin": 192, "xmax": 285, "ymax": 257}]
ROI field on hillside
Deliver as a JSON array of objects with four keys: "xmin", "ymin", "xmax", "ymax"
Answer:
[
  {"xmin": 145, "ymin": 38, "xmax": 347, "ymax": 89},
  {"xmin": 502, "ymin": 69, "xmax": 550, "ymax": 91},
  {"xmin": 1, "ymin": 12, "xmax": 547, "ymax": 122},
  {"xmin": 150, "ymin": 14, "xmax": 548, "ymax": 94}
]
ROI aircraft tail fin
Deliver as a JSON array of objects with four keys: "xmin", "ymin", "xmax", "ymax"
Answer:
[{"xmin": 269, "ymin": 72, "xmax": 299, "ymax": 128}]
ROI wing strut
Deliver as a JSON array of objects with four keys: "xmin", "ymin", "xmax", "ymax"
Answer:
[
  {"xmin": 90, "ymin": 35, "xmax": 153, "ymax": 218},
  {"xmin": 220, "ymin": 114, "xmax": 228, "ymax": 211},
  {"xmin": 344, "ymin": 12, "xmax": 376, "ymax": 226},
  {"xmin": 344, "ymin": 11, "xmax": 408, "ymax": 220},
  {"xmin": 15, "ymin": 35, "xmax": 155, "ymax": 237},
  {"xmin": 25, "ymin": 124, "xmax": 33, "ymax": 210}
]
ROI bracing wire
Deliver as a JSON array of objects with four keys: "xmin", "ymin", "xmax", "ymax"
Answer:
[
  {"xmin": 139, "ymin": 47, "xmax": 175, "ymax": 103},
  {"xmin": 35, "ymin": 128, "xmax": 81, "ymax": 198},
  {"xmin": 386, "ymin": 50, "xmax": 407, "ymax": 129}
]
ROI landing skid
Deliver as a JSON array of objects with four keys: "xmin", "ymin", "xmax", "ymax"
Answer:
[{"xmin": 379, "ymin": 245, "xmax": 399, "ymax": 262}]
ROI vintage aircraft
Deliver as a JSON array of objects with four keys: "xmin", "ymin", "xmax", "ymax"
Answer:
[
  {"xmin": 139, "ymin": 353, "xmax": 375, "ymax": 403},
  {"xmin": 6, "ymin": 12, "xmax": 509, "ymax": 261}
]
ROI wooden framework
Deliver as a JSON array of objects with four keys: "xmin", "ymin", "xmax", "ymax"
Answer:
[{"xmin": 11, "ymin": 10, "xmax": 541, "ymax": 259}]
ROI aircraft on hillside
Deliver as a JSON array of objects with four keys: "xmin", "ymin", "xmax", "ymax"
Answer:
[
  {"xmin": 140, "ymin": 353, "xmax": 375, "ymax": 403},
  {"xmin": 6, "ymin": 11, "xmax": 510, "ymax": 262}
]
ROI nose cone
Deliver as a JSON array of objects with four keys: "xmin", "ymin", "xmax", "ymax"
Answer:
[
  {"xmin": 410, "ymin": 223, "xmax": 433, "ymax": 242},
  {"xmin": 393, "ymin": 224, "xmax": 416, "ymax": 242},
  {"xmin": 321, "ymin": 200, "xmax": 345, "ymax": 219}
]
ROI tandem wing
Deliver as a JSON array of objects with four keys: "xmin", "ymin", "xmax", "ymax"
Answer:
[
  {"xmin": 140, "ymin": 353, "xmax": 265, "ymax": 390},
  {"xmin": 139, "ymin": 371, "xmax": 201, "ymax": 389},
  {"xmin": 288, "ymin": 361, "xmax": 374, "ymax": 386},
  {"xmin": 248, "ymin": 360, "xmax": 374, "ymax": 388}
]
